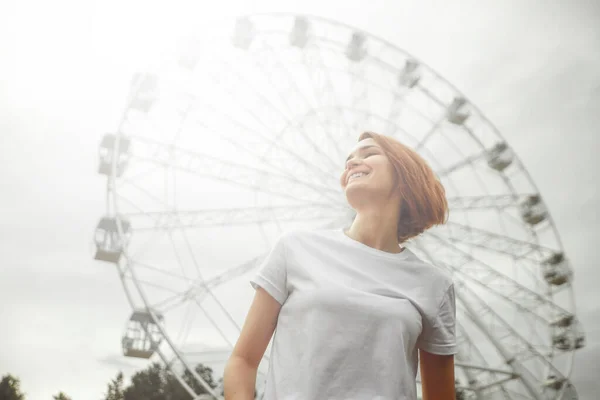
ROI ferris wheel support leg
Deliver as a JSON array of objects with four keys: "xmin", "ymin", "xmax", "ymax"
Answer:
[
  {"xmin": 457, "ymin": 290, "xmax": 543, "ymax": 400},
  {"xmin": 122, "ymin": 254, "xmax": 223, "ymax": 399}
]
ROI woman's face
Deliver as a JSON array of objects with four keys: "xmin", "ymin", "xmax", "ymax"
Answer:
[{"xmin": 340, "ymin": 138, "xmax": 398, "ymax": 199}]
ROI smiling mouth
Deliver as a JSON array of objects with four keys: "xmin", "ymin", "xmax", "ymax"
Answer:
[{"xmin": 347, "ymin": 172, "xmax": 369, "ymax": 184}]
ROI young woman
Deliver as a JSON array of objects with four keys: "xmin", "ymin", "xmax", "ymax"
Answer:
[{"xmin": 224, "ymin": 131, "xmax": 456, "ymax": 400}]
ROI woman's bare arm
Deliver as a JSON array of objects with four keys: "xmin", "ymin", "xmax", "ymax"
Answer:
[
  {"xmin": 223, "ymin": 288, "xmax": 282, "ymax": 399},
  {"xmin": 419, "ymin": 349, "xmax": 456, "ymax": 400}
]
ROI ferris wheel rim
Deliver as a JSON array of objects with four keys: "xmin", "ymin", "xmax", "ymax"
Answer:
[{"xmin": 102, "ymin": 13, "xmax": 580, "ymax": 400}]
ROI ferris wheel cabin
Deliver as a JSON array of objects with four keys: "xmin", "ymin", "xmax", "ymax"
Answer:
[
  {"xmin": 398, "ymin": 59, "xmax": 421, "ymax": 88},
  {"xmin": 98, "ymin": 134, "xmax": 131, "ymax": 177},
  {"xmin": 290, "ymin": 17, "xmax": 310, "ymax": 48},
  {"xmin": 549, "ymin": 312, "xmax": 585, "ymax": 352},
  {"xmin": 519, "ymin": 195, "xmax": 549, "ymax": 226},
  {"xmin": 446, "ymin": 97, "xmax": 470, "ymax": 125},
  {"xmin": 486, "ymin": 142, "xmax": 515, "ymax": 171},
  {"xmin": 130, "ymin": 73, "xmax": 158, "ymax": 113},
  {"xmin": 94, "ymin": 217, "xmax": 131, "ymax": 263},
  {"xmin": 346, "ymin": 32, "xmax": 367, "ymax": 62},
  {"xmin": 541, "ymin": 252, "xmax": 573, "ymax": 286},
  {"xmin": 122, "ymin": 310, "xmax": 164, "ymax": 359},
  {"xmin": 232, "ymin": 17, "xmax": 255, "ymax": 50}
]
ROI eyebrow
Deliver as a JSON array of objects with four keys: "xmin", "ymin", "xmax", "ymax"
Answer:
[{"xmin": 345, "ymin": 145, "xmax": 379, "ymax": 162}]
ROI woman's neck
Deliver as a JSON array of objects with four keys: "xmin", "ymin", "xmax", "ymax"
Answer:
[{"xmin": 345, "ymin": 210, "xmax": 403, "ymax": 254}]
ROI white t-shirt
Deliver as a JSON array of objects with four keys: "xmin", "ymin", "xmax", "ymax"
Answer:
[{"xmin": 250, "ymin": 228, "xmax": 456, "ymax": 400}]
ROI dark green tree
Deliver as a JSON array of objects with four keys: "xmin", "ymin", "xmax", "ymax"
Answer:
[
  {"xmin": 181, "ymin": 364, "xmax": 217, "ymax": 395},
  {"xmin": 121, "ymin": 362, "xmax": 218, "ymax": 400},
  {"xmin": 104, "ymin": 372, "xmax": 125, "ymax": 400},
  {"xmin": 123, "ymin": 363, "xmax": 165, "ymax": 400},
  {"xmin": 52, "ymin": 392, "xmax": 72, "ymax": 400},
  {"xmin": 0, "ymin": 374, "xmax": 25, "ymax": 400}
]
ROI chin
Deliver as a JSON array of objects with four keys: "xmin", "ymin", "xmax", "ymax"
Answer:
[{"xmin": 344, "ymin": 185, "xmax": 373, "ymax": 208}]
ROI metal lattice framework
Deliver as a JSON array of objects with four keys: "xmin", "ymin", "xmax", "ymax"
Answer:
[{"xmin": 94, "ymin": 13, "xmax": 583, "ymax": 400}]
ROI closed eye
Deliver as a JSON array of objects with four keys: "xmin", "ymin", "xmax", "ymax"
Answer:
[
  {"xmin": 344, "ymin": 149, "xmax": 381, "ymax": 167},
  {"xmin": 362, "ymin": 152, "xmax": 380, "ymax": 159}
]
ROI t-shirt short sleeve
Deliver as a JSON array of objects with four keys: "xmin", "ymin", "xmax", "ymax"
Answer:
[
  {"xmin": 250, "ymin": 234, "xmax": 289, "ymax": 305},
  {"xmin": 417, "ymin": 283, "xmax": 457, "ymax": 355}
]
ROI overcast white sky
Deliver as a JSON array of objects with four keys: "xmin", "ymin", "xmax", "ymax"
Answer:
[{"xmin": 1, "ymin": 0, "xmax": 599, "ymax": 399}]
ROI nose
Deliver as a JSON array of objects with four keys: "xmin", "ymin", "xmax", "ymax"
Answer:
[{"xmin": 346, "ymin": 157, "xmax": 361, "ymax": 170}]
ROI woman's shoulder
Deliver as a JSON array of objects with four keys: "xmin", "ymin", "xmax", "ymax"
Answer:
[{"xmin": 403, "ymin": 248, "xmax": 454, "ymax": 290}]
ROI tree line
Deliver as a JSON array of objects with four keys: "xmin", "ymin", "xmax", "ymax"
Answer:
[
  {"xmin": 0, "ymin": 362, "xmax": 220, "ymax": 400},
  {"xmin": 2, "ymin": 364, "xmax": 468, "ymax": 399}
]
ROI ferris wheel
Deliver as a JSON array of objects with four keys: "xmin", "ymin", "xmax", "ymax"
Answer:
[{"xmin": 93, "ymin": 13, "xmax": 584, "ymax": 400}]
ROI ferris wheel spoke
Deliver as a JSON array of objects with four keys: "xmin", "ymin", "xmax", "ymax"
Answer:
[
  {"xmin": 255, "ymin": 32, "xmax": 367, "ymax": 145},
  {"xmin": 122, "ymin": 268, "xmax": 192, "ymax": 314},
  {"xmin": 414, "ymin": 237, "xmax": 551, "ymax": 338},
  {"xmin": 383, "ymin": 90, "xmax": 412, "ymax": 136},
  {"xmin": 435, "ymin": 147, "xmax": 490, "ymax": 177},
  {"xmin": 421, "ymin": 233, "xmax": 570, "ymax": 322},
  {"xmin": 185, "ymin": 91, "xmax": 340, "ymax": 190},
  {"xmin": 131, "ymin": 261, "xmax": 194, "ymax": 283},
  {"xmin": 252, "ymin": 41, "xmax": 345, "ymax": 167},
  {"xmin": 504, "ymin": 388, "xmax": 537, "ymax": 400},
  {"xmin": 457, "ymin": 285, "xmax": 563, "ymax": 399},
  {"xmin": 201, "ymin": 42, "xmax": 343, "ymax": 173},
  {"xmin": 434, "ymin": 137, "xmax": 517, "ymax": 179},
  {"xmin": 149, "ymin": 255, "xmax": 267, "ymax": 308},
  {"xmin": 188, "ymin": 102, "xmax": 342, "ymax": 188},
  {"xmin": 440, "ymin": 221, "xmax": 556, "ymax": 260},
  {"xmin": 191, "ymin": 298, "xmax": 236, "ymax": 349},
  {"xmin": 127, "ymin": 135, "xmax": 340, "ymax": 203},
  {"xmin": 124, "ymin": 204, "xmax": 345, "ymax": 231},
  {"xmin": 175, "ymin": 301, "xmax": 196, "ymax": 347},
  {"xmin": 117, "ymin": 179, "xmax": 169, "ymax": 212},
  {"xmin": 412, "ymin": 241, "xmax": 555, "ymax": 399},
  {"xmin": 466, "ymin": 287, "xmax": 566, "ymax": 372},
  {"xmin": 122, "ymin": 273, "xmax": 182, "ymax": 296},
  {"xmin": 303, "ymin": 105, "xmax": 422, "ymax": 152},
  {"xmin": 349, "ymin": 62, "xmax": 369, "ymax": 133},
  {"xmin": 149, "ymin": 291, "xmax": 190, "ymax": 314},
  {"xmin": 455, "ymin": 322, "xmax": 514, "ymax": 400},
  {"xmin": 167, "ymin": 63, "xmax": 342, "ymax": 190},
  {"xmin": 349, "ymin": 42, "xmax": 390, "ymax": 134},
  {"xmin": 295, "ymin": 40, "xmax": 442, "ymax": 128},
  {"xmin": 413, "ymin": 244, "xmax": 522, "ymax": 400},
  {"xmin": 436, "ymin": 221, "xmax": 550, "ymax": 295},
  {"xmin": 413, "ymin": 116, "xmax": 449, "ymax": 152},
  {"xmin": 184, "ymin": 254, "xmax": 265, "ymax": 302},
  {"xmin": 302, "ymin": 42, "xmax": 356, "ymax": 154},
  {"xmin": 413, "ymin": 82, "xmax": 448, "ymax": 109},
  {"xmin": 246, "ymin": 39, "xmax": 439, "ymax": 136},
  {"xmin": 447, "ymin": 195, "xmax": 534, "ymax": 211},
  {"xmin": 178, "ymin": 40, "xmax": 293, "ymax": 131},
  {"xmin": 175, "ymin": 218, "xmax": 245, "ymax": 335},
  {"xmin": 247, "ymin": 44, "xmax": 439, "ymax": 133}
]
